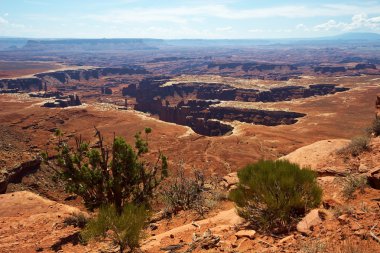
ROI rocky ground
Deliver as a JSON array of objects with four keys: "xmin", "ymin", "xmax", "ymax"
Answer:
[
  {"xmin": 1, "ymin": 73, "xmax": 380, "ymax": 252},
  {"xmin": 1, "ymin": 134, "xmax": 380, "ymax": 253}
]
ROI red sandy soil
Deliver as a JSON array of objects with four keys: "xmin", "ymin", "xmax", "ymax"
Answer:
[
  {"xmin": 1, "ymin": 74, "xmax": 380, "ymax": 252},
  {"xmin": 0, "ymin": 191, "xmax": 85, "ymax": 253},
  {"xmin": 0, "ymin": 61, "xmax": 65, "ymax": 78},
  {"xmin": 1, "ymin": 75, "xmax": 380, "ymax": 175}
]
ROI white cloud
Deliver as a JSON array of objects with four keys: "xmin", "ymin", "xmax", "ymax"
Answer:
[
  {"xmin": 296, "ymin": 23, "xmax": 309, "ymax": 31},
  {"xmin": 248, "ymin": 28, "xmax": 263, "ymax": 33},
  {"xmin": 4, "ymin": 13, "xmax": 9, "ymax": 17},
  {"xmin": 0, "ymin": 17, "xmax": 9, "ymax": 26},
  {"xmin": 0, "ymin": 16, "xmax": 26, "ymax": 33},
  {"xmin": 314, "ymin": 14, "xmax": 380, "ymax": 32},
  {"xmin": 86, "ymin": 3, "xmax": 380, "ymax": 24},
  {"xmin": 216, "ymin": 26, "xmax": 232, "ymax": 32}
]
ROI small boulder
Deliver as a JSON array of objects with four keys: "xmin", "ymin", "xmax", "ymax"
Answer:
[
  {"xmin": 358, "ymin": 164, "xmax": 369, "ymax": 173},
  {"xmin": 338, "ymin": 214, "xmax": 349, "ymax": 224},
  {"xmin": 279, "ymin": 234, "xmax": 294, "ymax": 244},
  {"xmin": 350, "ymin": 223, "xmax": 361, "ymax": 231},
  {"xmin": 235, "ymin": 230, "xmax": 256, "ymax": 240},
  {"xmin": 149, "ymin": 223, "xmax": 158, "ymax": 231},
  {"xmin": 222, "ymin": 172, "xmax": 239, "ymax": 189},
  {"xmin": 296, "ymin": 209, "xmax": 323, "ymax": 235},
  {"xmin": 367, "ymin": 168, "xmax": 380, "ymax": 189},
  {"xmin": 322, "ymin": 198, "xmax": 343, "ymax": 209},
  {"xmin": 354, "ymin": 229, "xmax": 367, "ymax": 238}
]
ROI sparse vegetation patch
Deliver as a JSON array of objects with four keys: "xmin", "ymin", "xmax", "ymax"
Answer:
[
  {"xmin": 338, "ymin": 135, "xmax": 370, "ymax": 156},
  {"xmin": 229, "ymin": 160, "xmax": 322, "ymax": 234},
  {"xmin": 342, "ymin": 175, "xmax": 368, "ymax": 199}
]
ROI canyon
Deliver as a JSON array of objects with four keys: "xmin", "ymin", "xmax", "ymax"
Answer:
[
  {"xmin": 0, "ymin": 66, "xmax": 149, "ymax": 93},
  {"xmin": 126, "ymin": 76, "xmax": 349, "ymax": 135},
  {"xmin": 0, "ymin": 35, "xmax": 380, "ymax": 253}
]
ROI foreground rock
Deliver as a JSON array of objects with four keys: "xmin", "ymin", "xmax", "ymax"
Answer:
[
  {"xmin": 0, "ymin": 158, "xmax": 41, "ymax": 194},
  {"xmin": 221, "ymin": 172, "xmax": 239, "ymax": 190},
  {"xmin": 235, "ymin": 230, "xmax": 256, "ymax": 239},
  {"xmin": 296, "ymin": 209, "xmax": 324, "ymax": 235},
  {"xmin": 142, "ymin": 208, "xmax": 244, "ymax": 251},
  {"xmin": 280, "ymin": 139, "xmax": 350, "ymax": 174},
  {"xmin": 367, "ymin": 167, "xmax": 380, "ymax": 189},
  {"xmin": 0, "ymin": 191, "xmax": 86, "ymax": 253}
]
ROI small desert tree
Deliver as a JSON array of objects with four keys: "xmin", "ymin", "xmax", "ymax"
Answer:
[
  {"xmin": 56, "ymin": 128, "xmax": 167, "ymax": 252},
  {"xmin": 230, "ymin": 160, "xmax": 322, "ymax": 234},
  {"xmin": 57, "ymin": 127, "xmax": 168, "ymax": 212}
]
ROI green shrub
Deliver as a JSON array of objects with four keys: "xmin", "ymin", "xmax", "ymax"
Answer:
[
  {"xmin": 57, "ymin": 128, "xmax": 168, "ymax": 212},
  {"xmin": 162, "ymin": 165, "xmax": 205, "ymax": 214},
  {"xmin": 338, "ymin": 136, "xmax": 370, "ymax": 157},
  {"xmin": 342, "ymin": 175, "xmax": 367, "ymax": 199},
  {"xmin": 370, "ymin": 116, "xmax": 380, "ymax": 137},
  {"xmin": 81, "ymin": 204, "xmax": 148, "ymax": 253},
  {"xmin": 161, "ymin": 163, "xmax": 225, "ymax": 218},
  {"xmin": 301, "ymin": 239, "xmax": 327, "ymax": 253},
  {"xmin": 229, "ymin": 160, "xmax": 322, "ymax": 234},
  {"xmin": 64, "ymin": 212, "xmax": 88, "ymax": 228}
]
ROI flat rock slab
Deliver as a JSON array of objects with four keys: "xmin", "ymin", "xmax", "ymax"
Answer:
[
  {"xmin": 280, "ymin": 139, "xmax": 350, "ymax": 173},
  {"xmin": 0, "ymin": 191, "xmax": 84, "ymax": 253},
  {"xmin": 296, "ymin": 209, "xmax": 323, "ymax": 235},
  {"xmin": 235, "ymin": 230, "xmax": 256, "ymax": 239},
  {"xmin": 141, "ymin": 208, "xmax": 244, "ymax": 251}
]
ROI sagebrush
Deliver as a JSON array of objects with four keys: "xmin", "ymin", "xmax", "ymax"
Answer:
[
  {"xmin": 370, "ymin": 116, "xmax": 380, "ymax": 137},
  {"xmin": 64, "ymin": 212, "xmax": 88, "ymax": 228},
  {"xmin": 161, "ymin": 164, "xmax": 205, "ymax": 214},
  {"xmin": 339, "ymin": 136, "xmax": 370, "ymax": 156},
  {"xmin": 229, "ymin": 160, "xmax": 322, "ymax": 234},
  {"xmin": 342, "ymin": 175, "xmax": 367, "ymax": 199},
  {"xmin": 81, "ymin": 204, "xmax": 148, "ymax": 253},
  {"xmin": 161, "ymin": 163, "xmax": 224, "ymax": 218}
]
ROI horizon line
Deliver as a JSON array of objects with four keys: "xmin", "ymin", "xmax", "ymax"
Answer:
[{"xmin": 1, "ymin": 31, "xmax": 380, "ymax": 41}]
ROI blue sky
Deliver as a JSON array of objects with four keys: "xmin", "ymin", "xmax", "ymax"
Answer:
[{"xmin": 1, "ymin": 0, "xmax": 380, "ymax": 39}]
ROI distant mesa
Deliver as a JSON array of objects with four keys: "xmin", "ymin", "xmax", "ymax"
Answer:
[
  {"xmin": 330, "ymin": 32, "xmax": 380, "ymax": 41},
  {"xmin": 1, "ymin": 32, "xmax": 380, "ymax": 52},
  {"xmin": 21, "ymin": 38, "xmax": 165, "ymax": 52}
]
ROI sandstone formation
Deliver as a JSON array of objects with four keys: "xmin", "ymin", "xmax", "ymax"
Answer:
[
  {"xmin": 43, "ymin": 94, "xmax": 82, "ymax": 108},
  {"xmin": 0, "ymin": 77, "xmax": 42, "ymax": 92},
  {"xmin": 367, "ymin": 168, "xmax": 380, "ymax": 189},
  {"xmin": 296, "ymin": 209, "xmax": 324, "ymax": 235},
  {"xmin": 0, "ymin": 158, "xmax": 41, "ymax": 194},
  {"xmin": 125, "ymin": 76, "xmax": 348, "ymax": 136},
  {"xmin": 36, "ymin": 67, "xmax": 149, "ymax": 85},
  {"xmin": 314, "ymin": 66, "xmax": 347, "ymax": 74},
  {"xmin": 0, "ymin": 191, "xmax": 86, "ymax": 253},
  {"xmin": 0, "ymin": 67, "xmax": 149, "ymax": 92},
  {"xmin": 142, "ymin": 208, "xmax": 244, "ymax": 251},
  {"xmin": 280, "ymin": 139, "xmax": 351, "ymax": 174},
  {"xmin": 101, "ymin": 86, "xmax": 112, "ymax": 95},
  {"xmin": 234, "ymin": 230, "xmax": 256, "ymax": 239},
  {"xmin": 354, "ymin": 63, "xmax": 376, "ymax": 70}
]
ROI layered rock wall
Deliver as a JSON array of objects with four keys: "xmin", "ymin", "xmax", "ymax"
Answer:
[
  {"xmin": 0, "ymin": 77, "xmax": 42, "ymax": 92},
  {"xmin": 129, "ymin": 77, "xmax": 349, "ymax": 136},
  {"xmin": 0, "ymin": 67, "xmax": 149, "ymax": 92}
]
